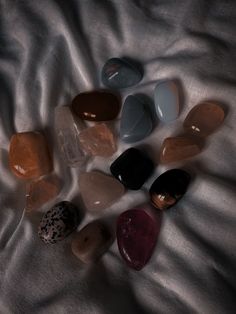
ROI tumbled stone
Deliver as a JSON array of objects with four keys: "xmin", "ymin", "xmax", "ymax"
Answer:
[
  {"xmin": 55, "ymin": 106, "xmax": 87, "ymax": 167},
  {"xmin": 183, "ymin": 102, "xmax": 225, "ymax": 137},
  {"xmin": 71, "ymin": 91, "xmax": 120, "ymax": 121},
  {"xmin": 38, "ymin": 201, "xmax": 80, "ymax": 244},
  {"xmin": 154, "ymin": 81, "xmax": 179, "ymax": 122},
  {"xmin": 78, "ymin": 123, "xmax": 117, "ymax": 157},
  {"xmin": 9, "ymin": 132, "xmax": 52, "ymax": 179},
  {"xmin": 117, "ymin": 207, "xmax": 159, "ymax": 270},
  {"xmin": 120, "ymin": 95, "xmax": 153, "ymax": 143},
  {"xmin": 160, "ymin": 136, "xmax": 202, "ymax": 163},
  {"xmin": 71, "ymin": 221, "xmax": 113, "ymax": 263},
  {"xmin": 101, "ymin": 58, "xmax": 142, "ymax": 89},
  {"xmin": 79, "ymin": 171, "xmax": 125, "ymax": 212},
  {"xmin": 149, "ymin": 169, "xmax": 191, "ymax": 210},
  {"xmin": 26, "ymin": 175, "xmax": 60, "ymax": 212},
  {"xmin": 110, "ymin": 148, "xmax": 154, "ymax": 190}
]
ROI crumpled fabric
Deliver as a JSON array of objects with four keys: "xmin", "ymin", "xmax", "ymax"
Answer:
[{"xmin": 0, "ymin": 1, "xmax": 236, "ymax": 313}]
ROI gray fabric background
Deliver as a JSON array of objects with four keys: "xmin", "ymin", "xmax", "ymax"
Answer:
[{"xmin": 0, "ymin": 0, "xmax": 236, "ymax": 313}]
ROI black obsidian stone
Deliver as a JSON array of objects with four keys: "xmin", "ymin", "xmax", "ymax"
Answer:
[
  {"xmin": 110, "ymin": 148, "xmax": 154, "ymax": 190},
  {"xmin": 149, "ymin": 169, "xmax": 191, "ymax": 210}
]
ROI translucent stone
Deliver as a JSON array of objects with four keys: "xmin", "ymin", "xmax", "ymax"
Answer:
[
  {"xmin": 79, "ymin": 171, "xmax": 125, "ymax": 213},
  {"xmin": 183, "ymin": 102, "xmax": 225, "ymax": 137},
  {"xmin": 54, "ymin": 106, "xmax": 87, "ymax": 167},
  {"xmin": 78, "ymin": 123, "xmax": 117, "ymax": 157},
  {"xmin": 9, "ymin": 131, "xmax": 52, "ymax": 179},
  {"xmin": 117, "ymin": 207, "xmax": 160, "ymax": 270},
  {"xmin": 72, "ymin": 91, "xmax": 120, "ymax": 121},
  {"xmin": 25, "ymin": 175, "xmax": 60, "ymax": 212},
  {"xmin": 71, "ymin": 221, "xmax": 113, "ymax": 263},
  {"xmin": 160, "ymin": 136, "xmax": 202, "ymax": 163}
]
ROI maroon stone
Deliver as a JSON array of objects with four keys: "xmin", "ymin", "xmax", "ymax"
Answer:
[{"xmin": 117, "ymin": 207, "xmax": 160, "ymax": 270}]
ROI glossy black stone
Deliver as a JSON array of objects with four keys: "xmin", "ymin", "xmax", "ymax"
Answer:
[
  {"xmin": 149, "ymin": 169, "xmax": 191, "ymax": 210},
  {"xmin": 110, "ymin": 148, "xmax": 154, "ymax": 190},
  {"xmin": 38, "ymin": 201, "xmax": 80, "ymax": 244}
]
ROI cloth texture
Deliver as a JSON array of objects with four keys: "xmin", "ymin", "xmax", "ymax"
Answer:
[{"xmin": 0, "ymin": 0, "xmax": 236, "ymax": 313}]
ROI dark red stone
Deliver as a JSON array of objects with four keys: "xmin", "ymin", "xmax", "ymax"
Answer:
[{"xmin": 117, "ymin": 207, "xmax": 160, "ymax": 270}]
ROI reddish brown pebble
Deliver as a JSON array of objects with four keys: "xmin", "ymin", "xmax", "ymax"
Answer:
[
  {"xmin": 9, "ymin": 132, "xmax": 52, "ymax": 179},
  {"xmin": 71, "ymin": 91, "xmax": 120, "ymax": 121},
  {"xmin": 183, "ymin": 102, "xmax": 225, "ymax": 137},
  {"xmin": 160, "ymin": 136, "xmax": 201, "ymax": 163},
  {"xmin": 26, "ymin": 175, "xmax": 60, "ymax": 212},
  {"xmin": 71, "ymin": 221, "xmax": 113, "ymax": 263}
]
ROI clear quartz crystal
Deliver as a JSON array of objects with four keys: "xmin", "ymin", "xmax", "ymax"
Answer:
[{"xmin": 54, "ymin": 106, "xmax": 87, "ymax": 167}]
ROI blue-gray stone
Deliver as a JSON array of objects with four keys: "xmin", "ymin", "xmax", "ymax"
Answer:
[
  {"xmin": 154, "ymin": 81, "xmax": 179, "ymax": 122},
  {"xmin": 101, "ymin": 58, "xmax": 142, "ymax": 89},
  {"xmin": 120, "ymin": 95, "xmax": 153, "ymax": 143}
]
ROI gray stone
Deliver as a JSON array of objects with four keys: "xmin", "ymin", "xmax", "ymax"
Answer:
[
  {"xmin": 154, "ymin": 81, "xmax": 179, "ymax": 122},
  {"xmin": 120, "ymin": 95, "xmax": 153, "ymax": 143},
  {"xmin": 101, "ymin": 58, "xmax": 142, "ymax": 89}
]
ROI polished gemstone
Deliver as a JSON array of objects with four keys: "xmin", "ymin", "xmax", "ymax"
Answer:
[
  {"xmin": 9, "ymin": 132, "xmax": 52, "ymax": 179},
  {"xmin": 154, "ymin": 81, "xmax": 179, "ymax": 122},
  {"xmin": 78, "ymin": 123, "xmax": 117, "ymax": 157},
  {"xmin": 120, "ymin": 95, "xmax": 153, "ymax": 143},
  {"xmin": 71, "ymin": 221, "xmax": 113, "ymax": 263},
  {"xmin": 26, "ymin": 175, "xmax": 60, "ymax": 212},
  {"xmin": 110, "ymin": 148, "xmax": 154, "ymax": 190},
  {"xmin": 160, "ymin": 136, "xmax": 201, "ymax": 163},
  {"xmin": 117, "ymin": 207, "xmax": 159, "ymax": 270},
  {"xmin": 183, "ymin": 102, "xmax": 225, "ymax": 137},
  {"xmin": 54, "ymin": 106, "xmax": 87, "ymax": 167},
  {"xmin": 38, "ymin": 201, "xmax": 80, "ymax": 244},
  {"xmin": 149, "ymin": 169, "xmax": 191, "ymax": 210},
  {"xmin": 79, "ymin": 171, "xmax": 125, "ymax": 212},
  {"xmin": 101, "ymin": 58, "xmax": 142, "ymax": 89},
  {"xmin": 71, "ymin": 91, "xmax": 120, "ymax": 121}
]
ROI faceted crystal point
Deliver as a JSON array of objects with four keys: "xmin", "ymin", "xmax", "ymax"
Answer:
[
  {"xmin": 9, "ymin": 131, "xmax": 52, "ymax": 179},
  {"xmin": 38, "ymin": 201, "xmax": 80, "ymax": 244},
  {"xmin": 160, "ymin": 136, "xmax": 202, "ymax": 163},
  {"xmin": 120, "ymin": 95, "xmax": 153, "ymax": 143},
  {"xmin": 26, "ymin": 175, "xmax": 60, "ymax": 212},
  {"xmin": 183, "ymin": 102, "xmax": 225, "ymax": 137},
  {"xmin": 71, "ymin": 221, "xmax": 113, "ymax": 263},
  {"xmin": 117, "ymin": 207, "xmax": 159, "ymax": 270},
  {"xmin": 79, "ymin": 171, "xmax": 125, "ymax": 212},
  {"xmin": 101, "ymin": 58, "xmax": 143, "ymax": 89},
  {"xmin": 55, "ymin": 105, "xmax": 87, "ymax": 167},
  {"xmin": 71, "ymin": 91, "xmax": 120, "ymax": 121},
  {"xmin": 78, "ymin": 123, "xmax": 117, "ymax": 157},
  {"xmin": 149, "ymin": 169, "xmax": 191, "ymax": 210},
  {"xmin": 154, "ymin": 81, "xmax": 179, "ymax": 122},
  {"xmin": 110, "ymin": 148, "xmax": 154, "ymax": 190}
]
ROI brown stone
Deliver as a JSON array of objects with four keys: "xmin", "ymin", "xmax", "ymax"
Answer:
[
  {"xmin": 71, "ymin": 221, "xmax": 113, "ymax": 263},
  {"xmin": 78, "ymin": 123, "xmax": 117, "ymax": 157},
  {"xmin": 160, "ymin": 136, "xmax": 201, "ymax": 163},
  {"xmin": 26, "ymin": 175, "xmax": 60, "ymax": 212},
  {"xmin": 9, "ymin": 132, "xmax": 52, "ymax": 179},
  {"xmin": 71, "ymin": 91, "xmax": 120, "ymax": 121},
  {"xmin": 183, "ymin": 102, "xmax": 225, "ymax": 137}
]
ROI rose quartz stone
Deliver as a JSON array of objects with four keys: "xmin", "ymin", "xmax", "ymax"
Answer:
[
  {"xmin": 26, "ymin": 175, "xmax": 60, "ymax": 212},
  {"xmin": 78, "ymin": 123, "xmax": 117, "ymax": 157},
  {"xmin": 117, "ymin": 207, "xmax": 160, "ymax": 270},
  {"xmin": 79, "ymin": 171, "xmax": 125, "ymax": 213}
]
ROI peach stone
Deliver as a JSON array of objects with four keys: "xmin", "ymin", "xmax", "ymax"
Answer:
[{"xmin": 9, "ymin": 132, "xmax": 52, "ymax": 179}]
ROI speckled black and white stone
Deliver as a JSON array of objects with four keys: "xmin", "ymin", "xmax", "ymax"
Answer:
[{"xmin": 38, "ymin": 201, "xmax": 80, "ymax": 244}]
